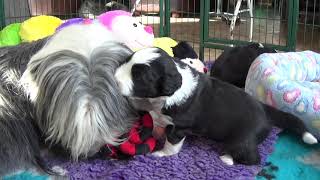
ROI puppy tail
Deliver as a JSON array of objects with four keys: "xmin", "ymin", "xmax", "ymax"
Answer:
[{"xmin": 264, "ymin": 104, "xmax": 318, "ymax": 144}]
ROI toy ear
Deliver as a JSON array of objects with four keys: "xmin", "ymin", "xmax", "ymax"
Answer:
[{"xmin": 172, "ymin": 41, "xmax": 198, "ymax": 59}]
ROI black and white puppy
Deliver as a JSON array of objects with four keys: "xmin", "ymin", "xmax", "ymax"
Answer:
[
  {"xmin": 115, "ymin": 47, "xmax": 318, "ymax": 165},
  {"xmin": 210, "ymin": 43, "xmax": 276, "ymax": 88}
]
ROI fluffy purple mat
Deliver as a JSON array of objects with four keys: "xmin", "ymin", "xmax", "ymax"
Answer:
[{"xmin": 48, "ymin": 129, "xmax": 280, "ymax": 180}]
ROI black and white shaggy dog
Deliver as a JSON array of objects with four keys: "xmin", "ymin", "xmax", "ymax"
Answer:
[
  {"xmin": 0, "ymin": 23, "xmax": 137, "ymax": 177},
  {"xmin": 210, "ymin": 43, "xmax": 276, "ymax": 88},
  {"xmin": 115, "ymin": 48, "xmax": 318, "ymax": 165}
]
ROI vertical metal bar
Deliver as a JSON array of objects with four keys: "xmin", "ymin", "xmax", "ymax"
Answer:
[
  {"xmin": 200, "ymin": 0, "xmax": 210, "ymax": 61},
  {"xmin": 203, "ymin": 0, "xmax": 209, "ymax": 41},
  {"xmin": 278, "ymin": 0, "xmax": 282, "ymax": 45},
  {"xmin": 146, "ymin": 0, "xmax": 149, "ymax": 25},
  {"xmin": 288, "ymin": 0, "xmax": 299, "ymax": 51},
  {"xmin": 0, "ymin": 0, "xmax": 5, "ymax": 29},
  {"xmin": 159, "ymin": 0, "xmax": 164, "ymax": 36},
  {"xmin": 192, "ymin": 0, "xmax": 195, "ymax": 48},
  {"xmin": 258, "ymin": 0, "xmax": 262, "ymax": 42},
  {"xmin": 310, "ymin": 0, "xmax": 316, "ymax": 49},
  {"xmin": 264, "ymin": 1, "xmax": 268, "ymax": 44},
  {"xmin": 271, "ymin": 0, "xmax": 276, "ymax": 45},
  {"xmin": 303, "ymin": 0, "xmax": 308, "ymax": 49},
  {"xmin": 164, "ymin": 0, "xmax": 170, "ymax": 36},
  {"xmin": 199, "ymin": 0, "xmax": 206, "ymax": 61}
]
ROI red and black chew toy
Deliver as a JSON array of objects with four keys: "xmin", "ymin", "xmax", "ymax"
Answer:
[{"xmin": 99, "ymin": 113, "xmax": 157, "ymax": 158}]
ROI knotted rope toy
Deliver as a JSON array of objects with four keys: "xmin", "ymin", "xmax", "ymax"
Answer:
[{"xmin": 99, "ymin": 113, "xmax": 157, "ymax": 158}]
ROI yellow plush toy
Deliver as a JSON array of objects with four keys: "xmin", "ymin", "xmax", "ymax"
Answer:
[
  {"xmin": 153, "ymin": 37, "xmax": 177, "ymax": 57},
  {"xmin": 19, "ymin": 15, "xmax": 62, "ymax": 42}
]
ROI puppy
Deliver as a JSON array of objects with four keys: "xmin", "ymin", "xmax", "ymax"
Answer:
[
  {"xmin": 115, "ymin": 48, "xmax": 318, "ymax": 165},
  {"xmin": 210, "ymin": 43, "xmax": 276, "ymax": 88}
]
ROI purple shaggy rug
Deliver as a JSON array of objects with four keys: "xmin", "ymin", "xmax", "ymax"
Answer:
[{"xmin": 48, "ymin": 129, "xmax": 280, "ymax": 180}]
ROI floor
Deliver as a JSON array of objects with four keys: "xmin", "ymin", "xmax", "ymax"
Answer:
[{"xmin": 138, "ymin": 10, "xmax": 320, "ymax": 62}]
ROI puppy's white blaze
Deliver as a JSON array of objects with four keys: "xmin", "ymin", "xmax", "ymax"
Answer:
[
  {"xmin": 130, "ymin": 48, "xmax": 160, "ymax": 64},
  {"xmin": 220, "ymin": 154, "xmax": 234, "ymax": 165},
  {"xmin": 20, "ymin": 71, "xmax": 39, "ymax": 102},
  {"xmin": 165, "ymin": 64, "xmax": 198, "ymax": 108},
  {"xmin": 302, "ymin": 132, "xmax": 318, "ymax": 144},
  {"xmin": 152, "ymin": 137, "xmax": 186, "ymax": 157},
  {"xmin": 115, "ymin": 48, "xmax": 160, "ymax": 96},
  {"xmin": 259, "ymin": 43, "xmax": 264, "ymax": 48}
]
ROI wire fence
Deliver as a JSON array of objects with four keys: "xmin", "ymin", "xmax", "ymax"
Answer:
[{"xmin": 0, "ymin": 0, "xmax": 319, "ymax": 62}]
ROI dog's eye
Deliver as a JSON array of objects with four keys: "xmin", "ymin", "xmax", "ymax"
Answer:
[
  {"xmin": 139, "ymin": 22, "xmax": 142, "ymax": 25},
  {"xmin": 133, "ymin": 23, "xmax": 138, "ymax": 27},
  {"xmin": 189, "ymin": 61, "xmax": 193, "ymax": 64}
]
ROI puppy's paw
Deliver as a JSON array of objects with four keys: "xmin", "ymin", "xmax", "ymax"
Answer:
[
  {"xmin": 152, "ymin": 148, "xmax": 179, "ymax": 157},
  {"xmin": 152, "ymin": 150, "xmax": 173, "ymax": 157},
  {"xmin": 220, "ymin": 154, "xmax": 234, "ymax": 166}
]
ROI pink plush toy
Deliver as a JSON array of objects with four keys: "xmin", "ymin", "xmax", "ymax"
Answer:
[
  {"xmin": 98, "ymin": 10, "xmax": 154, "ymax": 51},
  {"xmin": 56, "ymin": 10, "xmax": 154, "ymax": 51}
]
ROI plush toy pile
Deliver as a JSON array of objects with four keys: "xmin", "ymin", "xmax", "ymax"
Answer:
[{"xmin": 0, "ymin": 15, "xmax": 62, "ymax": 47}]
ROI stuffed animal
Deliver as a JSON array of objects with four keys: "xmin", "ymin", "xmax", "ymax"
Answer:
[
  {"xmin": 19, "ymin": 15, "xmax": 62, "ymax": 42},
  {"xmin": 99, "ymin": 113, "xmax": 157, "ymax": 158},
  {"xmin": 0, "ymin": 23, "xmax": 21, "ymax": 47},
  {"xmin": 98, "ymin": 10, "xmax": 154, "ymax": 51},
  {"xmin": 173, "ymin": 41, "xmax": 207, "ymax": 73},
  {"xmin": 56, "ymin": 10, "xmax": 154, "ymax": 51}
]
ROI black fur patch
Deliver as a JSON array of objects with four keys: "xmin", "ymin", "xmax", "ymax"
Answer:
[
  {"xmin": 131, "ymin": 49, "xmax": 182, "ymax": 98},
  {"xmin": 172, "ymin": 41, "xmax": 198, "ymax": 60},
  {"xmin": 210, "ymin": 43, "xmax": 276, "ymax": 88}
]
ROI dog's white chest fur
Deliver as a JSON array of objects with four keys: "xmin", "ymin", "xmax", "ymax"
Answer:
[{"xmin": 165, "ymin": 64, "xmax": 199, "ymax": 108}]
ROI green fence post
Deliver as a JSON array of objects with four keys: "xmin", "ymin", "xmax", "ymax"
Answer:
[
  {"xmin": 164, "ymin": 0, "xmax": 170, "ymax": 37},
  {"xmin": 159, "ymin": 0, "xmax": 164, "ymax": 37},
  {"xmin": 199, "ymin": 0, "xmax": 205, "ymax": 60},
  {"xmin": 0, "ymin": 0, "xmax": 5, "ymax": 30},
  {"xmin": 288, "ymin": 0, "xmax": 299, "ymax": 51},
  {"xmin": 199, "ymin": 0, "xmax": 210, "ymax": 61}
]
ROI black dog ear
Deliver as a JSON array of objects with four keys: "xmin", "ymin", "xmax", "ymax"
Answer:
[
  {"xmin": 131, "ymin": 63, "xmax": 152, "ymax": 82},
  {"xmin": 172, "ymin": 41, "xmax": 198, "ymax": 59},
  {"xmin": 161, "ymin": 64, "xmax": 182, "ymax": 96}
]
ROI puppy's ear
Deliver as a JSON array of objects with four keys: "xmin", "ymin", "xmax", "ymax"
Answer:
[{"xmin": 161, "ymin": 66, "xmax": 182, "ymax": 96}]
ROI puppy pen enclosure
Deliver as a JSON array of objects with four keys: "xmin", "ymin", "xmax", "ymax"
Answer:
[{"xmin": 0, "ymin": 0, "xmax": 319, "ymax": 61}]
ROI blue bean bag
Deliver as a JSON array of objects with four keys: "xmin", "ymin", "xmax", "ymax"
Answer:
[{"xmin": 245, "ymin": 51, "xmax": 320, "ymax": 139}]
